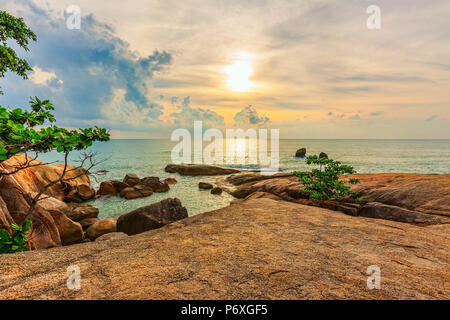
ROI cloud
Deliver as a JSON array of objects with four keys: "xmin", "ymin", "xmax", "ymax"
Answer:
[
  {"xmin": 426, "ymin": 114, "xmax": 438, "ymax": 121},
  {"xmin": 234, "ymin": 105, "xmax": 270, "ymax": 126},
  {"xmin": 349, "ymin": 114, "xmax": 361, "ymax": 121},
  {"xmin": 370, "ymin": 111, "xmax": 383, "ymax": 116},
  {"xmin": 29, "ymin": 66, "xmax": 62, "ymax": 86},
  {"xmin": 0, "ymin": 1, "xmax": 172, "ymax": 130},
  {"xmin": 170, "ymin": 96, "xmax": 225, "ymax": 128}
]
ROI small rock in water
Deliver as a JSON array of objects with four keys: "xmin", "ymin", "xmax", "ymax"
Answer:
[
  {"xmin": 199, "ymin": 182, "xmax": 214, "ymax": 189},
  {"xmin": 123, "ymin": 173, "xmax": 141, "ymax": 187},
  {"xmin": 295, "ymin": 148, "xmax": 307, "ymax": 158},
  {"xmin": 319, "ymin": 152, "xmax": 328, "ymax": 159},
  {"xmin": 164, "ymin": 177, "xmax": 178, "ymax": 184},
  {"xmin": 211, "ymin": 187, "xmax": 223, "ymax": 195}
]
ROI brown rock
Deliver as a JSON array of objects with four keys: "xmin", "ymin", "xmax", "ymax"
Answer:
[
  {"xmin": 165, "ymin": 164, "xmax": 240, "ymax": 176},
  {"xmin": 141, "ymin": 177, "xmax": 170, "ymax": 193},
  {"xmin": 227, "ymin": 172, "xmax": 450, "ymax": 224},
  {"xmin": 295, "ymin": 148, "xmax": 306, "ymax": 157},
  {"xmin": 86, "ymin": 218, "xmax": 117, "ymax": 240},
  {"xmin": 1, "ymin": 198, "xmax": 448, "ymax": 299},
  {"xmin": 63, "ymin": 189, "xmax": 82, "ymax": 203},
  {"xmin": 79, "ymin": 218, "xmax": 100, "ymax": 231},
  {"xmin": 0, "ymin": 154, "xmax": 95, "ymax": 202},
  {"xmin": 77, "ymin": 185, "xmax": 96, "ymax": 200},
  {"xmin": 348, "ymin": 173, "xmax": 450, "ymax": 218},
  {"xmin": 123, "ymin": 173, "xmax": 141, "ymax": 187},
  {"xmin": 36, "ymin": 197, "xmax": 83, "ymax": 246},
  {"xmin": 199, "ymin": 182, "xmax": 213, "ymax": 189},
  {"xmin": 119, "ymin": 186, "xmax": 153, "ymax": 200},
  {"xmin": 97, "ymin": 180, "xmax": 129, "ymax": 196},
  {"xmin": 67, "ymin": 203, "xmax": 99, "ymax": 222},
  {"xmin": 117, "ymin": 198, "xmax": 188, "ymax": 235},
  {"xmin": 96, "ymin": 232, "xmax": 128, "ymax": 242},
  {"xmin": 164, "ymin": 177, "xmax": 178, "ymax": 184},
  {"xmin": 211, "ymin": 187, "xmax": 223, "ymax": 195},
  {"xmin": 319, "ymin": 152, "xmax": 328, "ymax": 159},
  {"xmin": 358, "ymin": 202, "xmax": 442, "ymax": 225}
]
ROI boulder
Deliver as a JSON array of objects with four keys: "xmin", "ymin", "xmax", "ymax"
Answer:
[
  {"xmin": 199, "ymin": 182, "xmax": 214, "ymax": 189},
  {"xmin": 96, "ymin": 232, "xmax": 128, "ymax": 242},
  {"xmin": 0, "ymin": 154, "xmax": 95, "ymax": 202},
  {"xmin": 141, "ymin": 177, "xmax": 170, "ymax": 192},
  {"xmin": 358, "ymin": 202, "xmax": 442, "ymax": 225},
  {"xmin": 97, "ymin": 180, "xmax": 129, "ymax": 196},
  {"xmin": 164, "ymin": 177, "xmax": 178, "ymax": 185},
  {"xmin": 165, "ymin": 164, "xmax": 240, "ymax": 176},
  {"xmin": 86, "ymin": 218, "xmax": 117, "ymax": 240},
  {"xmin": 319, "ymin": 152, "xmax": 328, "ymax": 159},
  {"xmin": 123, "ymin": 173, "xmax": 141, "ymax": 187},
  {"xmin": 211, "ymin": 187, "xmax": 223, "ymax": 195},
  {"xmin": 79, "ymin": 218, "xmax": 100, "ymax": 231},
  {"xmin": 119, "ymin": 186, "xmax": 153, "ymax": 200},
  {"xmin": 117, "ymin": 198, "xmax": 188, "ymax": 236},
  {"xmin": 67, "ymin": 203, "xmax": 99, "ymax": 222},
  {"xmin": 39, "ymin": 199, "xmax": 83, "ymax": 246},
  {"xmin": 295, "ymin": 148, "xmax": 306, "ymax": 158},
  {"xmin": 348, "ymin": 173, "xmax": 450, "ymax": 218}
]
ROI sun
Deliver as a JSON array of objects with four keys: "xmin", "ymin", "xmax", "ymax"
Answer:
[{"xmin": 224, "ymin": 56, "xmax": 254, "ymax": 92}]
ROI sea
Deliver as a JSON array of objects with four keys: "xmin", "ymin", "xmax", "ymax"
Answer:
[{"xmin": 37, "ymin": 139, "xmax": 450, "ymax": 219}]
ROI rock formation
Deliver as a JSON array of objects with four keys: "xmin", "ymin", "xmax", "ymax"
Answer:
[
  {"xmin": 117, "ymin": 198, "xmax": 188, "ymax": 236},
  {"xmin": 165, "ymin": 164, "xmax": 240, "ymax": 176}
]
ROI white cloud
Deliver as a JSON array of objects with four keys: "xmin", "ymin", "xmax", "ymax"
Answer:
[{"xmin": 29, "ymin": 66, "xmax": 62, "ymax": 86}]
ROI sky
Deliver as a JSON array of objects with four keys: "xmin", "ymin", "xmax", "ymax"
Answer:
[{"xmin": 0, "ymin": 0, "xmax": 449, "ymax": 139}]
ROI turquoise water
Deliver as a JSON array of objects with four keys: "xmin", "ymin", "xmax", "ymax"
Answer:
[{"xmin": 37, "ymin": 139, "xmax": 450, "ymax": 218}]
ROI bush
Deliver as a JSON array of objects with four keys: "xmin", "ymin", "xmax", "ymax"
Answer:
[
  {"xmin": 294, "ymin": 155, "xmax": 360, "ymax": 201},
  {"xmin": 0, "ymin": 220, "xmax": 31, "ymax": 254}
]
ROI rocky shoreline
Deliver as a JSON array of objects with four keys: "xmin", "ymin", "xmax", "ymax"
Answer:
[{"xmin": 0, "ymin": 157, "xmax": 449, "ymax": 299}]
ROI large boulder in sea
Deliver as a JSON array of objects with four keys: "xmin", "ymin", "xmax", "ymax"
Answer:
[
  {"xmin": 140, "ymin": 177, "xmax": 170, "ymax": 192},
  {"xmin": 295, "ymin": 148, "xmax": 306, "ymax": 158},
  {"xmin": 119, "ymin": 185, "xmax": 153, "ymax": 199},
  {"xmin": 97, "ymin": 180, "xmax": 129, "ymax": 196},
  {"xmin": 117, "ymin": 198, "xmax": 188, "ymax": 235},
  {"xmin": 165, "ymin": 164, "xmax": 240, "ymax": 176}
]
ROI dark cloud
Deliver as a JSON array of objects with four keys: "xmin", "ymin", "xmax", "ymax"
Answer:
[
  {"xmin": 426, "ymin": 114, "xmax": 438, "ymax": 121},
  {"xmin": 0, "ymin": 1, "xmax": 172, "ymax": 130}
]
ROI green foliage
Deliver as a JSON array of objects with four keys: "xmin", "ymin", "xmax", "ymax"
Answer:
[
  {"xmin": 0, "ymin": 12, "xmax": 110, "ymax": 160},
  {"xmin": 0, "ymin": 96, "xmax": 110, "ymax": 161},
  {"xmin": 294, "ymin": 155, "xmax": 360, "ymax": 201},
  {"xmin": 0, "ymin": 220, "xmax": 31, "ymax": 254},
  {"xmin": 0, "ymin": 10, "xmax": 37, "ymax": 94}
]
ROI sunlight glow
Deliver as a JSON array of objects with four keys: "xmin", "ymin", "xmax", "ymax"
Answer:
[{"xmin": 224, "ymin": 55, "xmax": 254, "ymax": 92}]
